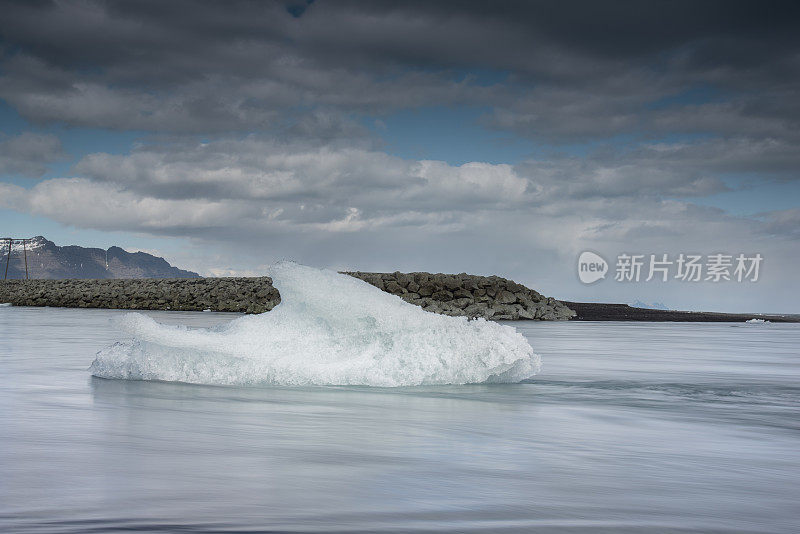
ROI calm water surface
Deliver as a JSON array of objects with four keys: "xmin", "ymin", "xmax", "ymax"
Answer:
[{"xmin": 1, "ymin": 306, "xmax": 799, "ymax": 533}]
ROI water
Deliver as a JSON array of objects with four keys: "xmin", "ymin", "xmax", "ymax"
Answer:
[{"xmin": 1, "ymin": 306, "xmax": 799, "ymax": 533}]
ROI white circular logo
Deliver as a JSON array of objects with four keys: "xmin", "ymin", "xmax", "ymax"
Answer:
[{"xmin": 578, "ymin": 251, "xmax": 608, "ymax": 284}]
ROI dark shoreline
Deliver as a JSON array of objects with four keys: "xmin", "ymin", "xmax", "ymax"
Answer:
[{"xmin": 564, "ymin": 301, "xmax": 800, "ymax": 323}]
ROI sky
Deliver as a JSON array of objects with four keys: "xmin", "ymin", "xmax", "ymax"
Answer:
[{"xmin": 0, "ymin": 0, "xmax": 799, "ymax": 313}]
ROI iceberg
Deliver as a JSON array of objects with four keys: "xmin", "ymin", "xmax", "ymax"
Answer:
[{"xmin": 90, "ymin": 262, "xmax": 539, "ymax": 386}]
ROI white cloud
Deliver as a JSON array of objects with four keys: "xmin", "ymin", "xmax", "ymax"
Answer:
[
  {"xmin": 72, "ymin": 140, "xmax": 535, "ymax": 219},
  {"xmin": 11, "ymin": 178, "xmax": 255, "ymax": 232},
  {"xmin": 2, "ymin": 136, "xmax": 798, "ymax": 312}
]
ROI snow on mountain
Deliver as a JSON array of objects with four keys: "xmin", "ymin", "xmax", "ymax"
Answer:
[
  {"xmin": 1, "ymin": 236, "xmax": 199, "ymax": 279},
  {"xmin": 631, "ymin": 300, "xmax": 670, "ymax": 310}
]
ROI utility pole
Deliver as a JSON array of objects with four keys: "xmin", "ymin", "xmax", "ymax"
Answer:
[
  {"xmin": 23, "ymin": 239, "xmax": 28, "ymax": 279},
  {"xmin": 3, "ymin": 238, "xmax": 10, "ymax": 281},
  {"xmin": 2, "ymin": 238, "xmax": 34, "ymax": 280}
]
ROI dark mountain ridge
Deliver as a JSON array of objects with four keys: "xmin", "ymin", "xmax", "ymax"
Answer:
[{"xmin": 1, "ymin": 236, "xmax": 199, "ymax": 279}]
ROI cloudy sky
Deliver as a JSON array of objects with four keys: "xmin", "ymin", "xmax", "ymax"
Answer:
[{"xmin": 1, "ymin": 0, "xmax": 799, "ymax": 312}]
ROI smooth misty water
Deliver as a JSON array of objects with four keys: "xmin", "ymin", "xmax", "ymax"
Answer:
[{"xmin": 1, "ymin": 307, "xmax": 799, "ymax": 533}]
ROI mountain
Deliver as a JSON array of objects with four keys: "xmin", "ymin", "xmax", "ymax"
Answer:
[
  {"xmin": 1, "ymin": 236, "xmax": 199, "ymax": 279},
  {"xmin": 631, "ymin": 300, "xmax": 670, "ymax": 310}
]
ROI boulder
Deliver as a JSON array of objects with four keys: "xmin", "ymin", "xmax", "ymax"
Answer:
[
  {"xmin": 431, "ymin": 289, "xmax": 454, "ymax": 301},
  {"xmin": 495, "ymin": 290, "xmax": 517, "ymax": 304}
]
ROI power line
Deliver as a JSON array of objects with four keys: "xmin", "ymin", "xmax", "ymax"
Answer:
[{"xmin": 2, "ymin": 237, "xmax": 35, "ymax": 280}]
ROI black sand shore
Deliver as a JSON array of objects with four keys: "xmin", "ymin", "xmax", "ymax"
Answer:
[{"xmin": 564, "ymin": 301, "xmax": 800, "ymax": 323}]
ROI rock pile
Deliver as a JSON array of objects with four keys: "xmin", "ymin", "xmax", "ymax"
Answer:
[
  {"xmin": 0, "ymin": 271, "xmax": 575, "ymax": 321},
  {"xmin": 0, "ymin": 278, "xmax": 279, "ymax": 314},
  {"xmin": 346, "ymin": 272, "xmax": 575, "ymax": 320}
]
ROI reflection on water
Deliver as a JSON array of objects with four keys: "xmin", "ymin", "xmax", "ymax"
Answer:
[{"xmin": 1, "ymin": 306, "xmax": 799, "ymax": 533}]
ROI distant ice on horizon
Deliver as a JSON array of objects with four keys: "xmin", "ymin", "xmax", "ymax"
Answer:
[
  {"xmin": 90, "ymin": 262, "xmax": 539, "ymax": 386},
  {"xmin": 631, "ymin": 300, "xmax": 670, "ymax": 310}
]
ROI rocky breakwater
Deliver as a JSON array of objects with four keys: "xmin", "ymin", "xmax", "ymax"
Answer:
[
  {"xmin": 0, "ymin": 278, "xmax": 279, "ymax": 314},
  {"xmin": 347, "ymin": 271, "xmax": 574, "ymax": 320},
  {"xmin": 0, "ymin": 271, "xmax": 575, "ymax": 321}
]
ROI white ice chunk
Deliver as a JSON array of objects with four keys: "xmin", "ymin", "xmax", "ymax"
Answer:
[{"xmin": 90, "ymin": 262, "xmax": 539, "ymax": 386}]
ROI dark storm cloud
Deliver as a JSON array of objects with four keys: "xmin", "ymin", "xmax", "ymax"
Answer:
[
  {"xmin": 0, "ymin": 132, "xmax": 64, "ymax": 177},
  {"xmin": 0, "ymin": 0, "xmax": 798, "ymax": 144},
  {"xmin": 4, "ymin": 1, "xmax": 798, "ymax": 76}
]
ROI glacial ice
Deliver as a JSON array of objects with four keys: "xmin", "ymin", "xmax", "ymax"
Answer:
[{"xmin": 90, "ymin": 262, "xmax": 540, "ymax": 386}]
